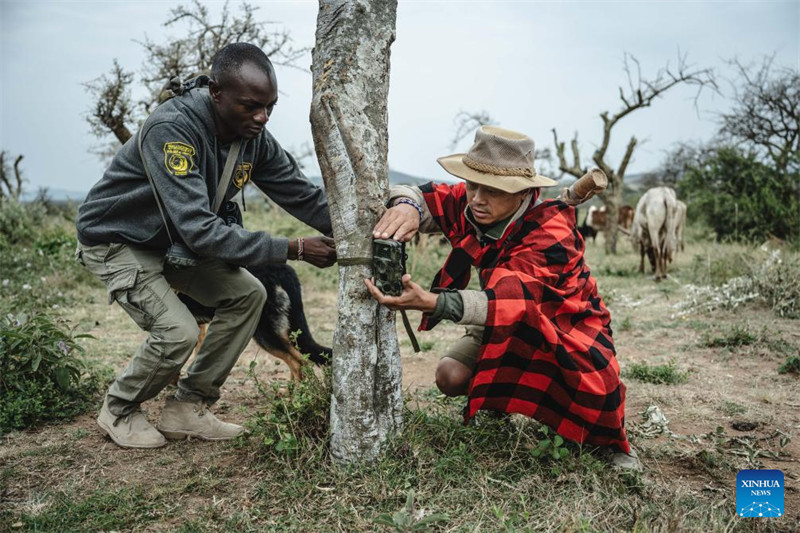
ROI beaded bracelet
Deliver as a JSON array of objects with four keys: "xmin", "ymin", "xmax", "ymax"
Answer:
[
  {"xmin": 297, "ymin": 237, "xmax": 305, "ymax": 261},
  {"xmin": 395, "ymin": 198, "xmax": 423, "ymax": 219}
]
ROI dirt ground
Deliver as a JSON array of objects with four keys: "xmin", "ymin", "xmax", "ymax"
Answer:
[{"xmin": 1, "ymin": 241, "xmax": 799, "ymax": 530}]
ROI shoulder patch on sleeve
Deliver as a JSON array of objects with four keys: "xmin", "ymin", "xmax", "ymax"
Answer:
[
  {"xmin": 234, "ymin": 162, "xmax": 252, "ymax": 188},
  {"xmin": 163, "ymin": 142, "xmax": 196, "ymax": 176}
]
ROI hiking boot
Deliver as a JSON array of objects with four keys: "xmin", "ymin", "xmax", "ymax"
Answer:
[
  {"xmin": 157, "ymin": 396, "xmax": 244, "ymax": 441},
  {"xmin": 97, "ymin": 398, "xmax": 166, "ymax": 449},
  {"xmin": 610, "ymin": 447, "xmax": 642, "ymax": 471}
]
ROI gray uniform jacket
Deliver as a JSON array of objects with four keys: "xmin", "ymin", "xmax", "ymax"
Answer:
[{"xmin": 77, "ymin": 87, "xmax": 331, "ymax": 267}]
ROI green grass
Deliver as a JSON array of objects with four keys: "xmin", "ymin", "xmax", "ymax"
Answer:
[
  {"xmin": 623, "ymin": 360, "xmax": 689, "ymax": 385},
  {"xmin": 778, "ymin": 355, "xmax": 800, "ymax": 375},
  {"xmin": 10, "ymin": 485, "xmax": 166, "ymax": 532},
  {"xmin": 720, "ymin": 401, "xmax": 747, "ymax": 417},
  {"xmin": 702, "ymin": 325, "xmax": 758, "ymax": 348}
]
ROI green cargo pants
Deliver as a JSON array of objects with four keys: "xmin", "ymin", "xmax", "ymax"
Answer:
[{"xmin": 77, "ymin": 242, "xmax": 267, "ymax": 417}]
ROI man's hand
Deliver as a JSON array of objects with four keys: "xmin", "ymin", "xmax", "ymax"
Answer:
[
  {"xmin": 290, "ymin": 236, "xmax": 337, "ymax": 268},
  {"xmin": 364, "ymin": 274, "xmax": 437, "ymax": 312},
  {"xmin": 372, "ymin": 203, "xmax": 420, "ymax": 242}
]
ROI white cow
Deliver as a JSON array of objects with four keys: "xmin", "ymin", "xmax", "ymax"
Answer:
[{"xmin": 631, "ymin": 187, "xmax": 678, "ymax": 281}]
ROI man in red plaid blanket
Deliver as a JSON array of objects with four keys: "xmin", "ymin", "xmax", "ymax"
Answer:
[{"xmin": 365, "ymin": 126, "xmax": 640, "ymax": 470}]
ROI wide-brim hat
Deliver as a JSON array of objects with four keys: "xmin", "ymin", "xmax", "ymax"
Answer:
[{"xmin": 437, "ymin": 125, "xmax": 557, "ymax": 193}]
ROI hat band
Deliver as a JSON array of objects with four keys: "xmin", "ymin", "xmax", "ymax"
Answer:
[{"xmin": 462, "ymin": 155, "xmax": 535, "ymax": 178}]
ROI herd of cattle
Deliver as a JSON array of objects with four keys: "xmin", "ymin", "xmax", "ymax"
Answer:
[{"xmin": 577, "ymin": 187, "xmax": 687, "ymax": 281}]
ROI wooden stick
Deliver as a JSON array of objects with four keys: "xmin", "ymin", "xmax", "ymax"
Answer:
[{"xmin": 558, "ymin": 168, "xmax": 608, "ymax": 206}]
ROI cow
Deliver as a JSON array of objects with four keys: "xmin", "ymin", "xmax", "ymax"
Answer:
[
  {"xmin": 576, "ymin": 207, "xmax": 599, "ymax": 243},
  {"xmin": 631, "ymin": 187, "xmax": 678, "ymax": 281},
  {"xmin": 618, "ymin": 205, "xmax": 634, "ymax": 230},
  {"xmin": 583, "ymin": 204, "xmax": 635, "ymax": 242},
  {"xmin": 674, "ymin": 200, "xmax": 687, "ymax": 253}
]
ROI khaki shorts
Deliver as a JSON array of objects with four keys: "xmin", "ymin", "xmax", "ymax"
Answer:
[{"xmin": 441, "ymin": 326, "xmax": 484, "ymax": 370}]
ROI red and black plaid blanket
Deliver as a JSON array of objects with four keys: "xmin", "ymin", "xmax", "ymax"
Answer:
[{"xmin": 419, "ymin": 182, "xmax": 630, "ymax": 453}]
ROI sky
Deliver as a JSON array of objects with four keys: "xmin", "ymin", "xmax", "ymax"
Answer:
[{"xmin": 1, "ymin": 0, "xmax": 798, "ymax": 194}]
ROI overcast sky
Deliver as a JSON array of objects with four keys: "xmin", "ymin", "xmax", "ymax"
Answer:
[{"xmin": 1, "ymin": 1, "xmax": 798, "ymax": 194}]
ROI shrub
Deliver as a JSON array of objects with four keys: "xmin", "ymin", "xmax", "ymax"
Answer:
[
  {"xmin": 702, "ymin": 325, "xmax": 757, "ymax": 348},
  {"xmin": 0, "ymin": 198, "xmax": 48, "ymax": 248},
  {"xmin": 0, "ymin": 313, "xmax": 104, "ymax": 433},
  {"xmin": 678, "ymin": 146, "xmax": 800, "ymax": 242},
  {"xmin": 622, "ymin": 360, "xmax": 688, "ymax": 385},
  {"xmin": 675, "ymin": 249, "xmax": 800, "ymax": 319},
  {"xmin": 686, "ymin": 247, "xmax": 755, "ymax": 287},
  {"xmin": 245, "ymin": 348, "xmax": 332, "ymax": 457},
  {"xmin": 778, "ymin": 356, "xmax": 800, "ymax": 375}
]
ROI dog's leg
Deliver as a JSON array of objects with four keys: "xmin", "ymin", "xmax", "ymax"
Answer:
[
  {"xmin": 268, "ymin": 348, "xmax": 305, "ymax": 381},
  {"xmin": 170, "ymin": 323, "xmax": 207, "ymax": 385}
]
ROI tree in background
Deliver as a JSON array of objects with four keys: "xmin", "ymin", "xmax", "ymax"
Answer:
[
  {"xmin": 661, "ymin": 57, "xmax": 799, "ymax": 243},
  {"xmin": 719, "ymin": 57, "xmax": 799, "ymax": 180},
  {"xmin": 84, "ymin": 0, "xmax": 306, "ymax": 154},
  {"xmin": 310, "ymin": 0, "xmax": 402, "ymax": 463},
  {"xmin": 0, "ymin": 151, "xmax": 25, "ymax": 200},
  {"xmin": 552, "ymin": 53, "xmax": 716, "ymax": 254},
  {"xmin": 678, "ymin": 146, "xmax": 799, "ymax": 242}
]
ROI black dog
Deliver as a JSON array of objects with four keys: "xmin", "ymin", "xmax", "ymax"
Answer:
[{"xmin": 178, "ymin": 263, "xmax": 331, "ymax": 380}]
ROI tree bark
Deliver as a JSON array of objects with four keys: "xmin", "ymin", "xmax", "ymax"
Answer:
[{"xmin": 310, "ymin": 0, "xmax": 402, "ymax": 464}]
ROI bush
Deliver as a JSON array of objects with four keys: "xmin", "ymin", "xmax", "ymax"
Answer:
[
  {"xmin": 622, "ymin": 360, "xmax": 688, "ymax": 385},
  {"xmin": 0, "ymin": 313, "xmax": 104, "ymax": 433},
  {"xmin": 245, "ymin": 348, "xmax": 332, "ymax": 457},
  {"xmin": 678, "ymin": 147, "xmax": 800, "ymax": 243},
  {"xmin": 686, "ymin": 247, "xmax": 755, "ymax": 287},
  {"xmin": 675, "ymin": 249, "xmax": 800, "ymax": 319},
  {"xmin": 0, "ymin": 198, "xmax": 48, "ymax": 248},
  {"xmin": 702, "ymin": 325, "xmax": 757, "ymax": 348},
  {"xmin": 778, "ymin": 356, "xmax": 800, "ymax": 375}
]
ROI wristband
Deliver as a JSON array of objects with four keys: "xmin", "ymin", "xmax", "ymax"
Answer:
[
  {"xmin": 395, "ymin": 198, "xmax": 423, "ymax": 219},
  {"xmin": 297, "ymin": 238, "xmax": 304, "ymax": 261}
]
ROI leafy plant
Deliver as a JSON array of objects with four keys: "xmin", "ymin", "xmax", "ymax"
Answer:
[
  {"xmin": 0, "ymin": 198, "xmax": 47, "ymax": 248},
  {"xmin": 245, "ymin": 330, "xmax": 331, "ymax": 456},
  {"xmin": 0, "ymin": 313, "xmax": 104, "ymax": 432},
  {"xmin": 678, "ymin": 146, "xmax": 800, "ymax": 242},
  {"xmin": 373, "ymin": 490, "xmax": 448, "ymax": 532},
  {"xmin": 623, "ymin": 360, "xmax": 688, "ymax": 385},
  {"xmin": 778, "ymin": 355, "xmax": 800, "ymax": 375},
  {"xmin": 531, "ymin": 425, "xmax": 570, "ymax": 460},
  {"xmin": 702, "ymin": 325, "xmax": 757, "ymax": 348}
]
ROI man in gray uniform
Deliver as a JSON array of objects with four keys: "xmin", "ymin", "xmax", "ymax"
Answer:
[{"xmin": 76, "ymin": 43, "xmax": 336, "ymax": 449}]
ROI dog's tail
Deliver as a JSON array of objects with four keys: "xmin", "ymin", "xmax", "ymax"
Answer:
[{"xmin": 272, "ymin": 264, "xmax": 332, "ymax": 366}]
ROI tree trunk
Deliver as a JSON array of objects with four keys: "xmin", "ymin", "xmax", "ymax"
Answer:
[{"xmin": 310, "ymin": 0, "xmax": 402, "ymax": 464}]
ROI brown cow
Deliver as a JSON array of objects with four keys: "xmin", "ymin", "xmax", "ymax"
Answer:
[
  {"xmin": 584, "ymin": 204, "xmax": 635, "ymax": 240},
  {"xmin": 631, "ymin": 187, "xmax": 678, "ymax": 281}
]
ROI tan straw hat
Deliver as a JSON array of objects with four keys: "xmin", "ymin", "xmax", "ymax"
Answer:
[{"xmin": 437, "ymin": 125, "xmax": 557, "ymax": 193}]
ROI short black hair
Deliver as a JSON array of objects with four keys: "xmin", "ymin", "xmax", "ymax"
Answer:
[{"xmin": 211, "ymin": 43, "xmax": 274, "ymax": 88}]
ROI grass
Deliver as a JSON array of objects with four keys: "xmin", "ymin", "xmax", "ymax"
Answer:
[
  {"xmin": 3, "ymin": 202, "xmax": 800, "ymax": 531},
  {"xmin": 778, "ymin": 355, "xmax": 800, "ymax": 375},
  {"xmin": 622, "ymin": 360, "xmax": 689, "ymax": 385},
  {"xmin": 702, "ymin": 325, "xmax": 758, "ymax": 348}
]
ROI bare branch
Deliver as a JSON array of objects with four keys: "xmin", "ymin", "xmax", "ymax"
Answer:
[
  {"xmin": 718, "ymin": 55, "xmax": 799, "ymax": 176},
  {"xmin": 551, "ymin": 129, "xmax": 584, "ymax": 178},
  {"xmin": 84, "ymin": 60, "xmax": 135, "ymax": 145},
  {"xmin": 0, "ymin": 151, "xmax": 25, "ymax": 200},
  {"xmin": 450, "ymin": 110, "xmax": 496, "ymax": 150},
  {"xmin": 86, "ymin": 1, "xmax": 309, "ymax": 155},
  {"xmin": 616, "ymin": 136, "xmax": 637, "ymax": 179}
]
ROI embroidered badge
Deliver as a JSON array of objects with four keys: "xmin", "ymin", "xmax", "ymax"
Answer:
[
  {"xmin": 234, "ymin": 162, "xmax": 252, "ymax": 189},
  {"xmin": 163, "ymin": 142, "xmax": 196, "ymax": 177}
]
